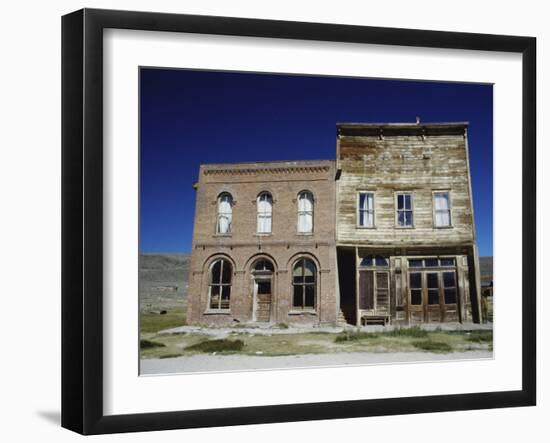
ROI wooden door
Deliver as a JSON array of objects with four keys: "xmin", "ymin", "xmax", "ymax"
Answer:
[
  {"xmin": 408, "ymin": 272, "xmax": 424, "ymax": 324},
  {"xmin": 425, "ymin": 272, "xmax": 442, "ymax": 323},
  {"xmin": 409, "ymin": 271, "xmax": 456, "ymax": 323},
  {"xmin": 254, "ymin": 277, "xmax": 272, "ymax": 322}
]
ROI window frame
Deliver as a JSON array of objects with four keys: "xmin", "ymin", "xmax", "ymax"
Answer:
[
  {"xmin": 256, "ymin": 191, "xmax": 273, "ymax": 235},
  {"xmin": 215, "ymin": 192, "xmax": 233, "ymax": 235},
  {"xmin": 395, "ymin": 191, "xmax": 414, "ymax": 228},
  {"xmin": 290, "ymin": 258, "xmax": 317, "ymax": 312},
  {"xmin": 357, "ymin": 191, "xmax": 376, "ymax": 228},
  {"xmin": 296, "ymin": 191, "xmax": 314, "ymax": 235},
  {"xmin": 206, "ymin": 258, "xmax": 233, "ymax": 312},
  {"xmin": 433, "ymin": 190, "xmax": 453, "ymax": 228}
]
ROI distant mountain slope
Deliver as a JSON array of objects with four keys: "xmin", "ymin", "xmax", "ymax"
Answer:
[
  {"xmin": 140, "ymin": 253, "xmax": 190, "ymax": 308},
  {"xmin": 479, "ymin": 256, "xmax": 493, "ymax": 284}
]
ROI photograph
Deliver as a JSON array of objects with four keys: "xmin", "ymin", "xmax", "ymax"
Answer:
[{"xmin": 138, "ymin": 68, "xmax": 494, "ymax": 375}]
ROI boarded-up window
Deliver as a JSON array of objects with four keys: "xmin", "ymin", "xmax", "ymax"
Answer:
[
  {"xmin": 395, "ymin": 274, "xmax": 403, "ymax": 307},
  {"xmin": 359, "ymin": 271, "xmax": 374, "ymax": 310},
  {"xmin": 359, "ymin": 270, "xmax": 389, "ymax": 311}
]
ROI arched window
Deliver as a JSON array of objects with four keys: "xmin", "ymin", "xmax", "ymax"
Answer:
[
  {"xmin": 292, "ymin": 258, "xmax": 316, "ymax": 309},
  {"xmin": 216, "ymin": 193, "xmax": 233, "ymax": 234},
  {"xmin": 297, "ymin": 191, "xmax": 314, "ymax": 233},
  {"xmin": 253, "ymin": 259, "xmax": 274, "ymax": 273},
  {"xmin": 359, "ymin": 255, "xmax": 389, "ymax": 267},
  {"xmin": 208, "ymin": 259, "xmax": 232, "ymax": 310},
  {"xmin": 257, "ymin": 192, "xmax": 273, "ymax": 234}
]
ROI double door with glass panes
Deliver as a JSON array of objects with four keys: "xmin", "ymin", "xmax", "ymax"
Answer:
[{"xmin": 408, "ymin": 267, "xmax": 459, "ymax": 323}]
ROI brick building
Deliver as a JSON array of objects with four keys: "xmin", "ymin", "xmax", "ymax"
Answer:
[
  {"xmin": 186, "ymin": 160, "xmax": 339, "ymax": 326},
  {"xmin": 186, "ymin": 121, "xmax": 482, "ymax": 326}
]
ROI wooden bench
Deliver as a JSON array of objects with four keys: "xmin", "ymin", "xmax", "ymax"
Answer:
[{"xmin": 361, "ymin": 314, "xmax": 390, "ymax": 326}]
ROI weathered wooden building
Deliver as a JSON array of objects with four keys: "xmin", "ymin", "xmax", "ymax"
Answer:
[
  {"xmin": 336, "ymin": 122, "xmax": 482, "ymax": 325},
  {"xmin": 186, "ymin": 121, "xmax": 482, "ymax": 326}
]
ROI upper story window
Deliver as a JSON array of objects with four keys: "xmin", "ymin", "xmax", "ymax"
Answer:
[
  {"xmin": 216, "ymin": 193, "xmax": 233, "ymax": 234},
  {"xmin": 257, "ymin": 192, "xmax": 273, "ymax": 234},
  {"xmin": 297, "ymin": 191, "xmax": 314, "ymax": 234},
  {"xmin": 396, "ymin": 192, "xmax": 413, "ymax": 227},
  {"xmin": 434, "ymin": 191, "xmax": 452, "ymax": 227},
  {"xmin": 358, "ymin": 192, "xmax": 375, "ymax": 228}
]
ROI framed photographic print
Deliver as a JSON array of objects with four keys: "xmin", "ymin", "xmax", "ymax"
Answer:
[{"xmin": 61, "ymin": 8, "xmax": 536, "ymax": 435}]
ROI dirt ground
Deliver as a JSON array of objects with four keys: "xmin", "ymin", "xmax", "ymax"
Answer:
[{"xmin": 140, "ymin": 349, "xmax": 492, "ymax": 375}]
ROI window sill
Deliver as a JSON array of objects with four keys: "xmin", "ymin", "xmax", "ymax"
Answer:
[
  {"xmin": 395, "ymin": 226, "xmax": 414, "ymax": 229},
  {"xmin": 213, "ymin": 234, "xmax": 232, "ymax": 238},
  {"xmin": 356, "ymin": 225, "xmax": 376, "ymax": 229},
  {"xmin": 296, "ymin": 232, "xmax": 314, "ymax": 236},
  {"xmin": 203, "ymin": 309, "xmax": 231, "ymax": 315},
  {"xmin": 434, "ymin": 225, "xmax": 454, "ymax": 229},
  {"xmin": 254, "ymin": 233, "xmax": 272, "ymax": 237},
  {"xmin": 288, "ymin": 310, "xmax": 317, "ymax": 315}
]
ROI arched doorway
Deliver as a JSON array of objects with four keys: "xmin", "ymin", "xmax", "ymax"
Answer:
[{"xmin": 251, "ymin": 259, "xmax": 275, "ymax": 322}]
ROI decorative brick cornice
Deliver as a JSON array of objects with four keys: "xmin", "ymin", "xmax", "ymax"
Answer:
[{"xmin": 204, "ymin": 165, "xmax": 331, "ymax": 176}]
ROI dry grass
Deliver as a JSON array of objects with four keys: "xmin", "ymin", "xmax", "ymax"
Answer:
[{"xmin": 139, "ymin": 328, "xmax": 492, "ymax": 359}]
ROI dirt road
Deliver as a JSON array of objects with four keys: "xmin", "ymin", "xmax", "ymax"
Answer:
[{"xmin": 140, "ymin": 350, "xmax": 492, "ymax": 375}]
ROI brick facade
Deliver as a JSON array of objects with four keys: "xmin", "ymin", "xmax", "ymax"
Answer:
[{"xmin": 186, "ymin": 160, "xmax": 339, "ymax": 326}]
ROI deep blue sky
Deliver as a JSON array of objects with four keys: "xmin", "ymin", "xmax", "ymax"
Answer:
[{"xmin": 140, "ymin": 68, "xmax": 493, "ymax": 256}]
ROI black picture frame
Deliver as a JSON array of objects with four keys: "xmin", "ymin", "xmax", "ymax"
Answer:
[{"xmin": 61, "ymin": 8, "xmax": 536, "ymax": 435}]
